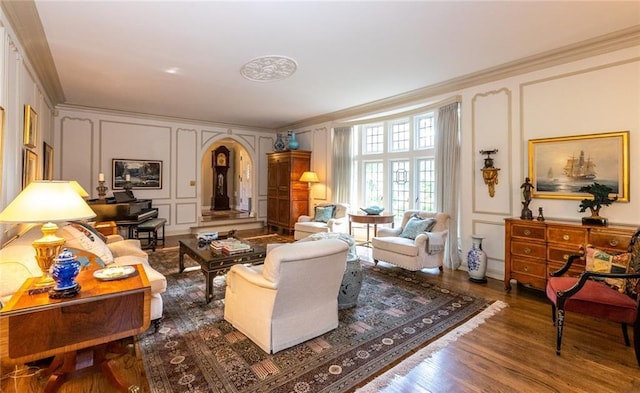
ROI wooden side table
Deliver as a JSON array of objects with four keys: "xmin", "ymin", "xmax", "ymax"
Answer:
[
  {"xmin": 348, "ymin": 213, "xmax": 395, "ymax": 245},
  {"xmin": 0, "ymin": 250, "xmax": 151, "ymax": 392}
]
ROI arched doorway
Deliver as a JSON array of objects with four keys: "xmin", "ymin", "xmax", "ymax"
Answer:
[{"xmin": 201, "ymin": 138, "xmax": 254, "ymax": 215}]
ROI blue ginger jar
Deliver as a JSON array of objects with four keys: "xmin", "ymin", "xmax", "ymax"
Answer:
[
  {"xmin": 467, "ymin": 235, "xmax": 487, "ymax": 283},
  {"xmin": 287, "ymin": 131, "xmax": 299, "ymax": 150},
  {"xmin": 50, "ymin": 248, "xmax": 81, "ymax": 293}
]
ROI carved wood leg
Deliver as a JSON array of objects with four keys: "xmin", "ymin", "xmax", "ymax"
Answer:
[
  {"xmin": 621, "ymin": 323, "xmax": 631, "ymax": 346},
  {"xmin": 556, "ymin": 308, "xmax": 565, "ymax": 356},
  {"xmin": 551, "ymin": 304, "xmax": 556, "ymax": 326},
  {"xmin": 633, "ymin": 319, "xmax": 640, "ymax": 367}
]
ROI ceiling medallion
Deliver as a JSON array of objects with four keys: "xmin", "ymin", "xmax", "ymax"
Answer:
[{"xmin": 240, "ymin": 55, "xmax": 297, "ymax": 82}]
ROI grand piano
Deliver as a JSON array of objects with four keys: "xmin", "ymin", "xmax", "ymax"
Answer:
[{"xmin": 88, "ymin": 191, "xmax": 158, "ymax": 238}]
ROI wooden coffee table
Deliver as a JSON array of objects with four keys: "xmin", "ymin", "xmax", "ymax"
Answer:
[
  {"xmin": 0, "ymin": 249, "xmax": 151, "ymax": 393},
  {"xmin": 348, "ymin": 212, "xmax": 395, "ymax": 245},
  {"xmin": 179, "ymin": 239, "xmax": 266, "ymax": 303}
]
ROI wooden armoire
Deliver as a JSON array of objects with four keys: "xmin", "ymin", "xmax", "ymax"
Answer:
[{"xmin": 267, "ymin": 150, "xmax": 311, "ymax": 233}]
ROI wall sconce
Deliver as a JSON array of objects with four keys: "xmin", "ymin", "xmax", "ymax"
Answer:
[{"xmin": 480, "ymin": 149, "xmax": 500, "ymax": 197}]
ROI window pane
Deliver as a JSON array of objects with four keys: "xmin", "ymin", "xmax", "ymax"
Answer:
[
  {"xmin": 390, "ymin": 120, "xmax": 410, "ymax": 152},
  {"xmin": 416, "ymin": 114, "xmax": 434, "ymax": 149},
  {"xmin": 364, "ymin": 124, "xmax": 384, "ymax": 154},
  {"xmin": 417, "ymin": 158, "xmax": 435, "ymax": 211},
  {"xmin": 364, "ymin": 161, "xmax": 384, "ymax": 206},
  {"xmin": 391, "ymin": 161, "xmax": 410, "ymax": 218}
]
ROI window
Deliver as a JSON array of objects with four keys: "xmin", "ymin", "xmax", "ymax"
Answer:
[
  {"xmin": 390, "ymin": 120, "xmax": 410, "ymax": 152},
  {"xmin": 355, "ymin": 110, "xmax": 437, "ymax": 224},
  {"xmin": 415, "ymin": 114, "xmax": 434, "ymax": 150},
  {"xmin": 363, "ymin": 161, "xmax": 384, "ymax": 207},
  {"xmin": 363, "ymin": 124, "xmax": 384, "ymax": 154}
]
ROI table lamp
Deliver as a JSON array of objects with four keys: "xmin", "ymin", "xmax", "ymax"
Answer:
[
  {"xmin": 68, "ymin": 180, "xmax": 90, "ymax": 198},
  {"xmin": 0, "ymin": 181, "xmax": 97, "ymax": 286},
  {"xmin": 299, "ymin": 171, "xmax": 320, "ymax": 215}
]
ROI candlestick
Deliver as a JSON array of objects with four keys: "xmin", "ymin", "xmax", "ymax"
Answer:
[
  {"xmin": 98, "ymin": 172, "xmax": 105, "ymax": 182},
  {"xmin": 96, "ymin": 180, "xmax": 108, "ymax": 200}
]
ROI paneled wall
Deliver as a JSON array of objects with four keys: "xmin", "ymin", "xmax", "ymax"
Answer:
[
  {"xmin": 0, "ymin": 20, "xmax": 55, "ymax": 245},
  {"xmin": 55, "ymin": 108, "xmax": 273, "ymax": 235},
  {"xmin": 296, "ymin": 45, "xmax": 640, "ymax": 282}
]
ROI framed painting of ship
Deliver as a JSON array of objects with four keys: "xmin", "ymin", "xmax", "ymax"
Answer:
[{"xmin": 528, "ymin": 131, "xmax": 629, "ymax": 201}]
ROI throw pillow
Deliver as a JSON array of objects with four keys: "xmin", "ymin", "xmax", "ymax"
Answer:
[
  {"xmin": 71, "ymin": 220, "xmax": 108, "ymax": 243},
  {"xmin": 585, "ymin": 246, "xmax": 631, "ymax": 293},
  {"xmin": 314, "ymin": 205, "xmax": 336, "ymax": 223},
  {"xmin": 400, "ymin": 215, "xmax": 437, "ymax": 240},
  {"xmin": 58, "ymin": 224, "xmax": 114, "ymax": 265}
]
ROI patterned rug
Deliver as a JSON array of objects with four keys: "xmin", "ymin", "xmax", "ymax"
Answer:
[{"xmin": 140, "ymin": 248, "xmax": 495, "ymax": 393}]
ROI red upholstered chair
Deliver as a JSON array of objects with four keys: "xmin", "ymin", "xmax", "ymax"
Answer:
[{"xmin": 546, "ymin": 229, "xmax": 640, "ymax": 366}]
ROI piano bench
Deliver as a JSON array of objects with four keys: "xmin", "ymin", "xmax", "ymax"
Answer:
[{"xmin": 137, "ymin": 218, "xmax": 167, "ymax": 251}]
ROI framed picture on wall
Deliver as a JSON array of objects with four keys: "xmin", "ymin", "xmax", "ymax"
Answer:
[
  {"xmin": 23, "ymin": 104, "xmax": 37, "ymax": 148},
  {"xmin": 528, "ymin": 131, "xmax": 629, "ymax": 201},
  {"xmin": 43, "ymin": 142, "xmax": 54, "ymax": 180},
  {"xmin": 112, "ymin": 158, "xmax": 163, "ymax": 189},
  {"xmin": 23, "ymin": 149, "xmax": 38, "ymax": 188}
]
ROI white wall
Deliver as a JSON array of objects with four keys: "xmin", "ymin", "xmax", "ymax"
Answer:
[
  {"xmin": 54, "ymin": 107, "xmax": 274, "ymax": 235},
  {"xmin": 299, "ymin": 44, "xmax": 640, "ymax": 282},
  {"xmin": 0, "ymin": 16, "xmax": 55, "ymax": 245}
]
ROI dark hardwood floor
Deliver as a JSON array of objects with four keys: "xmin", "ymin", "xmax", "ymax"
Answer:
[{"xmin": 2, "ymin": 229, "xmax": 639, "ymax": 392}]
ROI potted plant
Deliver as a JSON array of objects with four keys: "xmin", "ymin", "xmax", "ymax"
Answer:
[{"xmin": 578, "ymin": 182, "xmax": 618, "ymax": 226}]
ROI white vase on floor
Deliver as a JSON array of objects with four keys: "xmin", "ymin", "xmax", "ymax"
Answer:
[{"xmin": 467, "ymin": 235, "xmax": 488, "ymax": 283}]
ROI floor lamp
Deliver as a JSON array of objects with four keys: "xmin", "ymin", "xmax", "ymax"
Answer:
[
  {"xmin": 0, "ymin": 181, "xmax": 97, "ymax": 286},
  {"xmin": 299, "ymin": 171, "xmax": 320, "ymax": 215}
]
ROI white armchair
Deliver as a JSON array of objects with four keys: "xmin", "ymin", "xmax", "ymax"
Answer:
[
  {"xmin": 223, "ymin": 239, "xmax": 349, "ymax": 353},
  {"xmin": 293, "ymin": 203, "xmax": 349, "ymax": 240},
  {"xmin": 371, "ymin": 211, "xmax": 449, "ymax": 271}
]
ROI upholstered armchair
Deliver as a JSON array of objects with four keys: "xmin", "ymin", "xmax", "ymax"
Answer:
[
  {"xmin": 223, "ymin": 238, "xmax": 349, "ymax": 353},
  {"xmin": 293, "ymin": 203, "xmax": 349, "ymax": 240},
  {"xmin": 371, "ymin": 210, "xmax": 449, "ymax": 271},
  {"xmin": 546, "ymin": 230, "xmax": 640, "ymax": 366}
]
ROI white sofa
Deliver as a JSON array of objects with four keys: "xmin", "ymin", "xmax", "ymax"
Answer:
[
  {"xmin": 371, "ymin": 211, "xmax": 449, "ymax": 271},
  {"xmin": 0, "ymin": 223, "xmax": 166, "ymax": 324},
  {"xmin": 293, "ymin": 203, "xmax": 349, "ymax": 240},
  {"xmin": 224, "ymin": 238, "xmax": 349, "ymax": 353}
]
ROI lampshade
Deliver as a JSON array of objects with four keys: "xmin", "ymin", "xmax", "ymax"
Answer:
[
  {"xmin": 68, "ymin": 180, "xmax": 90, "ymax": 198},
  {"xmin": 0, "ymin": 181, "xmax": 96, "ymax": 223},
  {"xmin": 299, "ymin": 171, "xmax": 320, "ymax": 183}
]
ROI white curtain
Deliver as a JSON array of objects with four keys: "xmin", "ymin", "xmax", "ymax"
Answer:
[
  {"xmin": 436, "ymin": 102, "xmax": 461, "ymax": 269},
  {"xmin": 332, "ymin": 126, "xmax": 352, "ymax": 203}
]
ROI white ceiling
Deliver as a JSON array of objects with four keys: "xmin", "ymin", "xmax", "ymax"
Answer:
[{"xmin": 30, "ymin": 1, "xmax": 640, "ymax": 129}]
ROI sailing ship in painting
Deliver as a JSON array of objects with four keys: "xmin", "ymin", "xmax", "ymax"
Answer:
[
  {"xmin": 537, "ymin": 150, "xmax": 618, "ymax": 194},
  {"xmin": 563, "ymin": 151, "xmax": 596, "ymax": 180}
]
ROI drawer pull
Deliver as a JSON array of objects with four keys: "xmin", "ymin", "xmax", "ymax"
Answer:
[
  {"xmin": 523, "ymin": 266, "xmax": 529, "ymax": 272},
  {"xmin": 523, "ymin": 247, "xmax": 531, "ymax": 254},
  {"xmin": 523, "ymin": 229, "xmax": 531, "ymax": 236},
  {"xmin": 563, "ymin": 254, "xmax": 569, "ymax": 261},
  {"xmin": 609, "ymin": 239, "xmax": 619, "ymax": 247},
  {"xmin": 562, "ymin": 235, "xmax": 570, "ymax": 241}
]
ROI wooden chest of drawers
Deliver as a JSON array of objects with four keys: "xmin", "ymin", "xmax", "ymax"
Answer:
[{"xmin": 504, "ymin": 218, "xmax": 635, "ymax": 291}]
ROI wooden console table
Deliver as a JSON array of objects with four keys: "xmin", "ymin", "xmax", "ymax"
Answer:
[
  {"xmin": 0, "ymin": 250, "xmax": 151, "ymax": 392},
  {"xmin": 504, "ymin": 218, "xmax": 636, "ymax": 291}
]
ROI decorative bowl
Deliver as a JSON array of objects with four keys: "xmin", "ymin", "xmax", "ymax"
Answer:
[{"xmin": 360, "ymin": 206, "xmax": 384, "ymax": 215}]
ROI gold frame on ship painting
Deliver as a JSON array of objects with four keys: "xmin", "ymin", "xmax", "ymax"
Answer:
[{"xmin": 528, "ymin": 131, "xmax": 629, "ymax": 201}]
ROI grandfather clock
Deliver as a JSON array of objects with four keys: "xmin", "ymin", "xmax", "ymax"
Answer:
[{"xmin": 212, "ymin": 146, "xmax": 230, "ymax": 210}]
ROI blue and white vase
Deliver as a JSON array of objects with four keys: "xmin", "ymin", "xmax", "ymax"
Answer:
[
  {"xmin": 467, "ymin": 235, "xmax": 488, "ymax": 283},
  {"xmin": 50, "ymin": 248, "xmax": 81, "ymax": 292},
  {"xmin": 274, "ymin": 133, "xmax": 286, "ymax": 151},
  {"xmin": 287, "ymin": 131, "xmax": 299, "ymax": 150}
]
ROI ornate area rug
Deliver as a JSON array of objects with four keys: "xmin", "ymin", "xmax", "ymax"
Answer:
[{"xmin": 140, "ymin": 248, "xmax": 497, "ymax": 393}]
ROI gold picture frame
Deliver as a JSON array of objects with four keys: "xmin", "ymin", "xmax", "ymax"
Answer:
[
  {"xmin": 528, "ymin": 131, "xmax": 629, "ymax": 201},
  {"xmin": 43, "ymin": 142, "xmax": 54, "ymax": 180},
  {"xmin": 23, "ymin": 149, "xmax": 38, "ymax": 188},
  {"xmin": 23, "ymin": 104, "xmax": 38, "ymax": 148}
]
